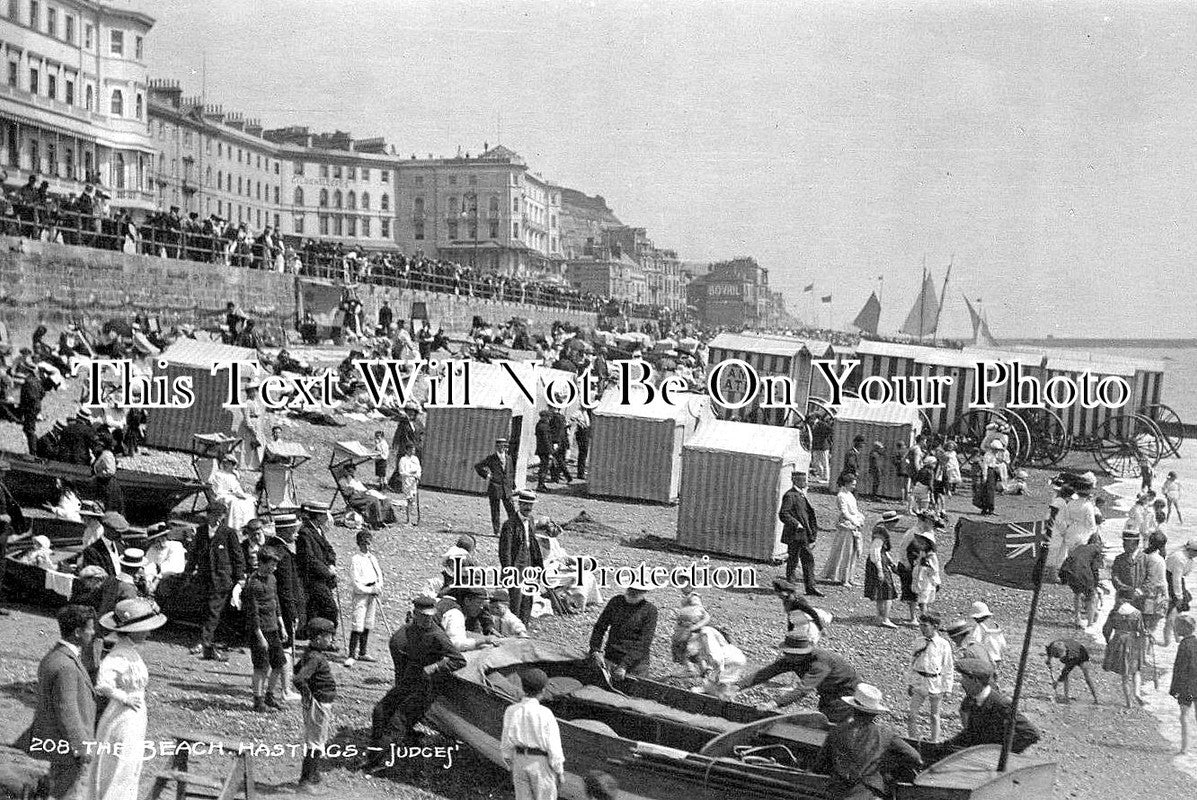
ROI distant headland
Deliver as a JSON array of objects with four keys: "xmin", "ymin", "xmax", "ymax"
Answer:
[{"xmin": 1004, "ymin": 337, "xmax": 1197, "ymax": 349}]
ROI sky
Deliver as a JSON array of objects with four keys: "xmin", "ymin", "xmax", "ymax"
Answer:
[{"xmin": 138, "ymin": 0, "xmax": 1197, "ymax": 338}]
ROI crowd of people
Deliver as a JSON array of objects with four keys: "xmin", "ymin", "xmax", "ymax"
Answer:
[{"xmin": 4, "ymin": 311, "xmax": 1197, "ymax": 800}]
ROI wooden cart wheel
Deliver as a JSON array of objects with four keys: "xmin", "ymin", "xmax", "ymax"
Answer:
[
  {"xmin": 1140, "ymin": 403, "xmax": 1183, "ymax": 459},
  {"xmin": 946, "ymin": 408, "xmax": 1006, "ymax": 454},
  {"xmin": 1093, "ymin": 415, "xmax": 1149, "ymax": 477},
  {"xmin": 1129, "ymin": 413, "xmax": 1166, "ymax": 465},
  {"xmin": 996, "ymin": 409, "xmax": 1032, "ymax": 468},
  {"xmin": 784, "ymin": 397, "xmax": 836, "ymax": 451},
  {"xmin": 1011, "ymin": 407, "xmax": 1070, "ymax": 467}
]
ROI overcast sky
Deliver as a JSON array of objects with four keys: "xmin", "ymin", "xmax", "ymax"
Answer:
[{"xmin": 140, "ymin": 0, "xmax": 1197, "ymax": 338}]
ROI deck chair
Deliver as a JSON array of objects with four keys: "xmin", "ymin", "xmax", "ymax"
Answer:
[
  {"xmin": 191, "ymin": 433, "xmax": 243, "ymax": 510},
  {"xmin": 257, "ymin": 440, "xmax": 311, "ymax": 512},
  {"xmin": 329, "ymin": 440, "xmax": 396, "ymax": 526}
]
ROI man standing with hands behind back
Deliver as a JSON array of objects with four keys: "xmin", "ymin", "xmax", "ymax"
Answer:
[
  {"xmin": 476, "ymin": 437, "xmax": 518, "ymax": 538},
  {"xmin": 780, "ymin": 471, "xmax": 823, "ymax": 597}
]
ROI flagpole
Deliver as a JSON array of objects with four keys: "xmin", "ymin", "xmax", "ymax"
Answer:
[
  {"xmin": 919, "ymin": 255, "xmax": 927, "ymax": 343},
  {"xmin": 998, "ymin": 542, "xmax": 1049, "ymax": 772}
]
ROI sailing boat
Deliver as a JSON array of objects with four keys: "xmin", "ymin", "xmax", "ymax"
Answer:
[
  {"xmin": 898, "ymin": 269, "xmax": 940, "ymax": 340},
  {"xmin": 851, "ymin": 292, "xmax": 881, "ymax": 335}
]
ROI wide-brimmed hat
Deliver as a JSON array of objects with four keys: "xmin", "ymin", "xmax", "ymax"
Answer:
[
  {"xmin": 989, "ymin": 440, "xmax": 1005, "ymax": 451},
  {"xmin": 301, "ymin": 501, "xmax": 331, "ymax": 515},
  {"xmin": 842, "ymin": 683, "xmax": 889, "ymax": 715},
  {"xmin": 119, "ymin": 548, "xmax": 147, "ymax": 569},
  {"xmin": 779, "ymin": 632, "xmax": 814, "ymax": 655},
  {"xmin": 625, "ymin": 577, "xmax": 654, "ymax": 592},
  {"xmin": 945, "ymin": 618, "xmax": 975, "ymax": 638},
  {"xmin": 99, "ymin": 597, "xmax": 167, "ymax": 633},
  {"xmin": 879, "ymin": 511, "xmax": 902, "ymax": 525},
  {"xmin": 914, "ymin": 530, "xmax": 937, "ymax": 545},
  {"xmin": 1122, "ymin": 524, "xmax": 1141, "ymax": 541},
  {"xmin": 970, "ymin": 601, "xmax": 993, "ymax": 620},
  {"xmin": 31, "ymin": 535, "xmax": 51, "ymax": 551},
  {"xmin": 1080, "ymin": 471, "xmax": 1098, "ymax": 486}
]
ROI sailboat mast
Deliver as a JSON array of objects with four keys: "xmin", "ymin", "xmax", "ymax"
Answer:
[
  {"xmin": 933, "ymin": 254, "xmax": 952, "ymax": 345},
  {"xmin": 919, "ymin": 255, "xmax": 926, "ymax": 342}
]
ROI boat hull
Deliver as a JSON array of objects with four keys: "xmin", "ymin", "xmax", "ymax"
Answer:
[{"xmin": 0, "ymin": 451, "xmax": 205, "ymax": 524}]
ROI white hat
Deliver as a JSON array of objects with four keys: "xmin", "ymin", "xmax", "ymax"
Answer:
[
  {"xmin": 970, "ymin": 601, "xmax": 992, "ymax": 620},
  {"xmin": 120, "ymin": 548, "xmax": 147, "ymax": 569},
  {"xmin": 842, "ymin": 683, "xmax": 889, "ymax": 715},
  {"xmin": 989, "ymin": 440, "xmax": 1006, "ymax": 451},
  {"xmin": 99, "ymin": 597, "xmax": 167, "ymax": 633},
  {"xmin": 32, "ymin": 535, "xmax": 51, "ymax": 551}
]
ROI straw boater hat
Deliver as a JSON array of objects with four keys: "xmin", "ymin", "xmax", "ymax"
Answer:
[
  {"xmin": 842, "ymin": 683, "xmax": 889, "ymax": 715},
  {"xmin": 879, "ymin": 511, "xmax": 903, "ymax": 526},
  {"xmin": 914, "ymin": 529, "xmax": 937, "ymax": 546},
  {"xmin": 119, "ymin": 548, "xmax": 147, "ymax": 570},
  {"xmin": 945, "ymin": 618, "xmax": 975, "ymax": 639},
  {"xmin": 100, "ymin": 597, "xmax": 167, "ymax": 633},
  {"xmin": 515, "ymin": 489, "xmax": 537, "ymax": 504}
]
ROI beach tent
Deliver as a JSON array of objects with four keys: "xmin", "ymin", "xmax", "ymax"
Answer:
[
  {"xmin": 677, "ymin": 420, "xmax": 809, "ymax": 562},
  {"xmin": 829, "ymin": 398, "xmax": 923, "ymax": 499},
  {"xmin": 144, "ymin": 339, "xmax": 260, "ymax": 453},
  {"xmin": 705, "ymin": 332, "xmax": 813, "ymax": 426},
  {"xmin": 420, "ymin": 361, "xmax": 537, "ymax": 494},
  {"xmin": 588, "ymin": 391, "xmax": 712, "ymax": 503}
]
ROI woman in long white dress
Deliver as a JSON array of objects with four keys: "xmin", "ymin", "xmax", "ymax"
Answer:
[
  {"xmin": 86, "ymin": 597, "xmax": 167, "ymax": 800},
  {"xmin": 207, "ymin": 453, "xmax": 257, "ymax": 531},
  {"xmin": 821, "ymin": 474, "xmax": 866, "ymax": 587}
]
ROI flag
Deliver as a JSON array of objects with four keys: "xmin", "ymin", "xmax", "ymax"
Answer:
[
  {"xmin": 852, "ymin": 292, "xmax": 881, "ymax": 335},
  {"xmin": 803, "ymin": 283, "xmax": 814, "ymax": 293},
  {"xmin": 821, "ymin": 295, "xmax": 832, "ymax": 303},
  {"xmin": 945, "ymin": 518, "xmax": 1046, "ymax": 590}
]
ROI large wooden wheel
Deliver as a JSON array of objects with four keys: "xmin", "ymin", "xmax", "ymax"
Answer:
[
  {"xmin": 1010, "ymin": 407, "xmax": 1070, "ymax": 468},
  {"xmin": 785, "ymin": 397, "xmax": 836, "ymax": 450},
  {"xmin": 947, "ymin": 408, "xmax": 1012, "ymax": 456},
  {"xmin": 999, "ymin": 409, "xmax": 1032, "ymax": 468},
  {"xmin": 1093, "ymin": 414, "xmax": 1161, "ymax": 477},
  {"xmin": 1140, "ymin": 403, "xmax": 1184, "ymax": 459}
]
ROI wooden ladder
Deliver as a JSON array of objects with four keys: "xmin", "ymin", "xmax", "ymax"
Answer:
[{"xmin": 146, "ymin": 733, "xmax": 256, "ymax": 800}]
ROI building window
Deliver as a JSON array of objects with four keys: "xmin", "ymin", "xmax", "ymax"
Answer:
[
  {"xmin": 46, "ymin": 142, "xmax": 56, "ymax": 175},
  {"xmin": 347, "ymin": 191, "xmax": 356, "ymax": 210},
  {"xmin": 226, "ymin": 174, "xmax": 231, "ymax": 191},
  {"xmin": 294, "ymin": 214, "xmax": 304, "ymax": 234},
  {"xmin": 64, "ymin": 14, "xmax": 73, "ymax": 42},
  {"xmin": 361, "ymin": 168, "xmax": 369, "ymax": 181},
  {"xmin": 217, "ymin": 143, "xmax": 222, "ymax": 156},
  {"xmin": 319, "ymin": 164, "xmax": 328, "ymax": 178},
  {"xmin": 448, "ymin": 176, "xmax": 456, "ymax": 186},
  {"xmin": 217, "ymin": 170, "xmax": 222, "ymax": 188},
  {"xmin": 114, "ymin": 152, "xmax": 125, "ymax": 189},
  {"xmin": 256, "ymin": 154, "xmax": 261, "ymax": 169},
  {"xmin": 381, "ymin": 170, "xmax": 389, "ymax": 182},
  {"xmin": 29, "ymin": 67, "xmax": 38, "ymax": 94},
  {"xmin": 333, "ymin": 216, "xmax": 343, "ymax": 236},
  {"xmin": 28, "ymin": 0, "xmax": 36, "ymax": 28},
  {"xmin": 294, "ymin": 187, "xmax": 304, "ymax": 206},
  {"xmin": 85, "ymin": 83, "xmax": 92, "ymax": 110},
  {"xmin": 550, "ymin": 214, "xmax": 556, "ymax": 229},
  {"xmin": 256, "ymin": 181, "xmax": 261, "ymax": 200},
  {"xmin": 448, "ymin": 219, "xmax": 458, "ymax": 239},
  {"xmin": 110, "ymin": 29, "xmax": 123, "ymax": 56},
  {"xmin": 413, "ymin": 176, "xmax": 422, "ymax": 186},
  {"xmin": 294, "ymin": 161, "xmax": 304, "ymax": 176},
  {"xmin": 332, "ymin": 165, "xmax": 341, "ymax": 179},
  {"xmin": 512, "ymin": 198, "xmax": 519, "ymax": 213},
  {"xmin": 448, "ymin": 196, "xmax": 458, "ymax": 217},
  {"xmin": 488, "ymin": 195, "xmax": 499, "ymax": 215},
  {"xmin": 134, "ymin": 93, "xmax": 142, "ymax": 119},
  {"xmin": 237, "ymin": 149, "xmax": 242, "ymax": 164},
  {"xmin": 237, "ymin": 176, "xmax": 242, "ymax": 193},
  {"xmin": 6, "ymin": 61, "xmax": 15, "ymax": 87},
  {"xmin": 413, "ymin": 197, "xmax": 424, "ymax": 216},
  {"xmin": 319, "ymin": 215, "xmax": 328, "ymax": 235},
  {"xmin": 414, "ymin": 220, "xmax": 424, "ymax": 240},
  {"xmin": 84, "ymin": 23, "xmax": 92, "ymax": 48},
  {"xmin": 333, "ymin": 190, "xmax": 342, "ymax": 208},
  {"xmin": 469, "ymin": 175, "xmax": 477, "ymax": 186},
  {"xmin": 361, "ymin": 192, "xmax": 370, "ymax": 210},
  {"xmin": 47, "ymin": 73, "xmax": 55, "ymax": 100},
  {"xmin": 256, "ymin": 209, "xmax": 262, "ymax": 228},
  {"xmin": 110, "ymin": 89, "xmax": 125, "ymax": 116},
  {"xmin": 273, "ymin": 186, "xmax": 279, "ymax": 204},
  {"xmin": 274, "ymin": 163, "xmax": 279, "ymax": 175},
  {"xmin": 513, "ymin": 222, "xmax": 519, "ymax": 238},
  {"xmin": 381, "ymin": 218, "xmax": 389, "ymax": 238},
  {"xmin": 205, "ymin": 166, "xmax": 211, "ymax": 186},
  {"xmin": 380, "ymin": 193, "xmax": 389, "ymax": 211},
  {"xmin": 319, "ymin": 189, "xmax": 328, "ymax": 207},
  {"xmin": 362, "ymin": 218, "xmax": 370, "ymax": 237},
  {"xmin": 65, "ymin": 79, "xmax": 73, "ymax": 104},
  {"xmin": 45, "ymin": 5, "xmax": 53, "ymax": 35},
  {"xmin": 347, "ymin": 217, "xmax": 357, "ymax": 237},
  {"xmin": 489, "ymin": 220, "xmax": 499, "ymax": 239},
  {"xmin": 135, "ymin": 36, "xmax": 143, "ymax": 59},
  {"xmin": 29, "ymin": 139, "xmax": 38, "ymax": 172},
  {"xmin": 347, "ymin": 166, "xmax": 355, "ymax": 180}
]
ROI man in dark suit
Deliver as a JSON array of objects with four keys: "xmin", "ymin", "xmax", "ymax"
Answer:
[
  {"xmin": 779, "ymin": 471, "xmax": 823, "ymax": 596},
  {"xmin": 816, "ymin": 683, "xmax": 923, "ymax": 799},
  {"xmin": 78, "ymin": 511, "xmax": 128, "ymax": 578},
  {"xmin": 534, "ymin": 412, "xmax": 555, "ymax": 490},
  {"xmin": 26, "ymin": 604, "xmax": 97, "ymax": 799},
  {"xmin": 195, "ymin": 499, "xmax": 246, "ymax": 662},
  {"xmin": 297, "ymin": 502, "xmax": 339, "ymax": 633},
  {"xmin": 264, "ymin": 513, "xmax": 305, "ymax": 702},
  {"xmin": 0, "ymin": 457, "xmax": 29, "ymax": 615},
  {"xmin": 59, "ymin": 411, "xmax": 99, "ymax": 465},
  {"xmin": 499, "ymin": 490, "xmax": 544, "ymax": 625},
  {"xmin": 475, "ymin": 437, "xmax": 517, "ymax": 537}
]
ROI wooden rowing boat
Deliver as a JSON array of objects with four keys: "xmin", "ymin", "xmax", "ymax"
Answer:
[
  {"xmin": 0, "ymin": 451, "xmax": 205, "ymax": 525},
  {"xmin": 426, "ymin": 640, "xmax": 1057, "ymax": 800}
]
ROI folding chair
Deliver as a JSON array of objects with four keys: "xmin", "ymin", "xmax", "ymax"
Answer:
[
  {"xmin": 328, "ymin": 440, "xmax": 396, "ymax": 526},
  {"xmin": 257, "ymin": 440, "xmax": 311, "ymax": 513}
]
